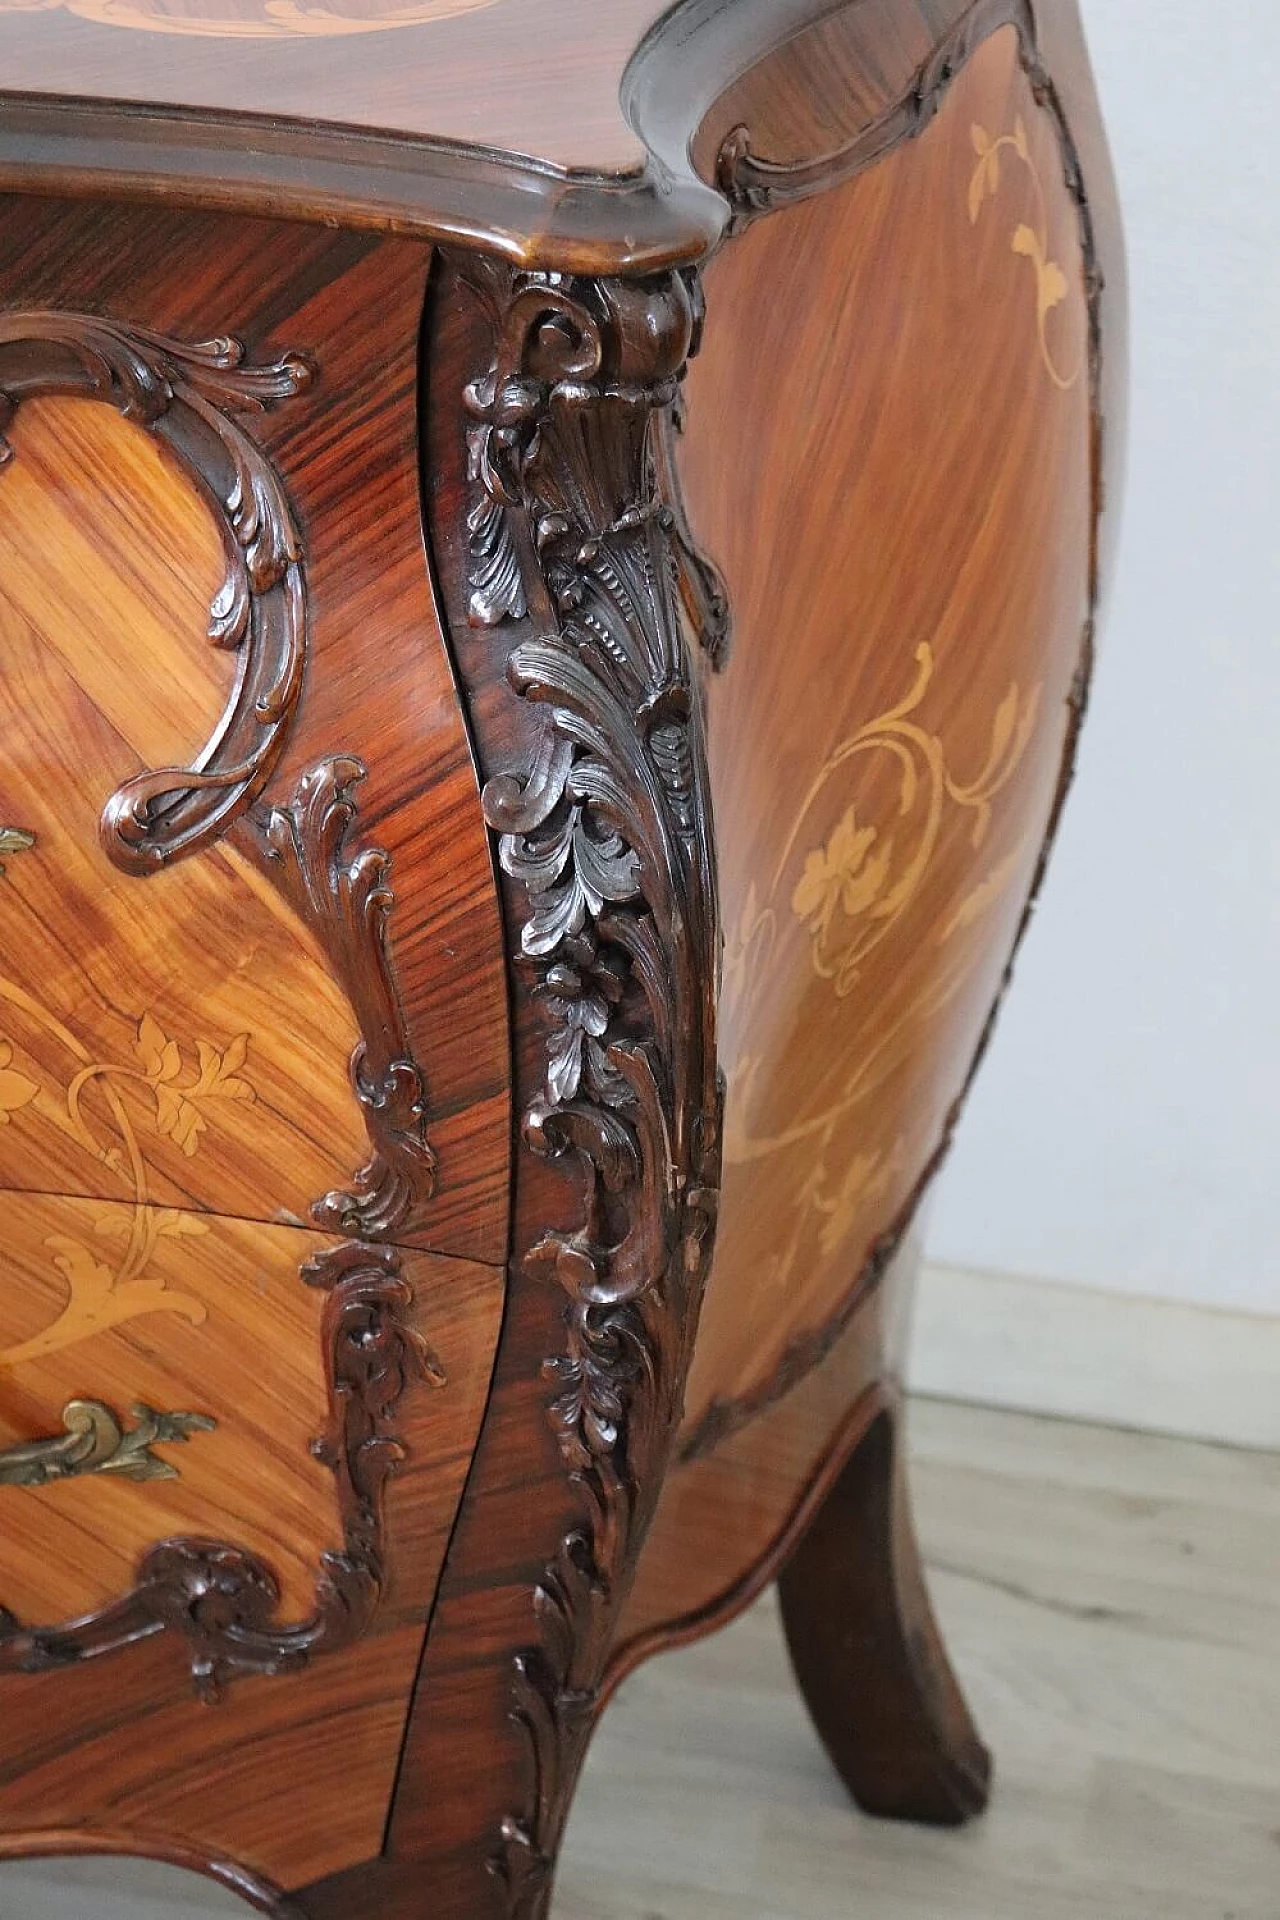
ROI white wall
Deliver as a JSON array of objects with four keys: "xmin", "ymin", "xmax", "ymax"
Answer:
[{"xmin": 926, "ymin": 0, "xmax": 1280, "ymax": 1314}]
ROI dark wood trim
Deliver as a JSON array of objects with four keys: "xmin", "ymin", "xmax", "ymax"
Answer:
[
  {"xmin": 715, "ymin": 0, "xmax": 1043, "ymax": 223},
  {"xmin": 0, "ymin": 2, "xmax": 871, "ymax": 270},
  {"xmin": 0, "ymin": 0, "xmax": 1078, "ymax": 274},
  {"xmin": 778, "ymin": 1401, "xmax": 992, "ymax": 1823},
  {"xmin": 452, "ymin": 253, "xmax": 725, "ymax": 1917},
  {"xmin": 0, "ymin": 91, "xmax": 722, "ymax": 276}
]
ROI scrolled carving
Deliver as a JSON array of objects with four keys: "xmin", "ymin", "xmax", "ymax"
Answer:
[
  {"xmin": 256, "ymin": 755, "xmax": 438, "ymax": 1242},
  {"xmin": 456, "ymin": 255, "xmax": 724, "ymax": 1915},
  {"xmin": 0, "ymin": 312, "xmax": 311, "ymax": 873},
  {"xmin": 0, "ymin": 1240, "xmax": 441, "ymax": 1700},
  {"xmin": 718, "ymin": 0, "xmax": 1050, "ymax": 227},
  {"xmin": 462, "ymin": 263, "xmax": 729, "ymax": 667}
]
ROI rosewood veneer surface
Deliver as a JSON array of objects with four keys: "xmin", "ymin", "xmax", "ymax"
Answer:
[{"xmin": 0, "ymin": 1, "xmax": 1124, "ymax": 1912}]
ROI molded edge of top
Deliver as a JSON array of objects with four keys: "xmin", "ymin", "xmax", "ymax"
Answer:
[
  {"xmin": 0, "ymin": 0, "xmax": 1027, "ymax": 270},
  {"xmin": 0, "ymin": 0, "xmax": 819, "ymax": 271}
]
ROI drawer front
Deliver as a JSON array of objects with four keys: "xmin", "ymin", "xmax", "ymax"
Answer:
[
  {"xmin": 0, "ymin": 392, "xmax": 369, "ymax": 1226},
  {"xmin": 0, "ymin": 1191, "xmax": 400, "ymax": 1627},
  {"xmin": 0, "ymin": 201, "xmax": 512, "ymax": 1885}
]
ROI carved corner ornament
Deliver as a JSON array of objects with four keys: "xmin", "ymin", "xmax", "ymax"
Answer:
[
  {"xmin": 456, "ymin": 256, "xmax": 726, "ymax": 1914},
  {"xmin": 0, "ymin": 313, "xmax": 312, "ymax": 872}
]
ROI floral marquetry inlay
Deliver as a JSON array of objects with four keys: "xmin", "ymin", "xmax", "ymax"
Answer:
[
  {"xmin": 728, "ymin": 644, "xmax": 1040, "ymax": 1008},
  {"xmin": 969, "ymin": 117, "xmax": 1083, "ymax": 391},
  {"xmin": 0, "ymin": 985, "xmax": 254, "ymax": 1366},
  {"xmin": 686, "ymin": 641, "xmax": 1047, "ymax": 1454},
  {"xmin": 0, "ymin": 0, "xmax": 500, "ymax": 34}
]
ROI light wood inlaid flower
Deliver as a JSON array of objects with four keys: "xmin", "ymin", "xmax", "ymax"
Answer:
[
  {"xmin": 0, "ymin": 991, "xmax": 256, "ymax": 1365},
  {"xmin": 969, "ymin": 118, "xmax": 1081, "ymax": 391},
  {"xmin": 136, "ymin": 1014, "xmax": 253, "ymax": 1158},
  {"xmin": 791, "ymin": 806, "xmax": 894, "ymax": 946}
]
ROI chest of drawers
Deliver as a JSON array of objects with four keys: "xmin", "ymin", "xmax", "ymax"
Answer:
[{"xmin": 0, "ymin": 1, "xmax": 1123, "ymax": 1911}]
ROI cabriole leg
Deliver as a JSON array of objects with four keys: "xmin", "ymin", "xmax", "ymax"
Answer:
[{"xmin": 778, "ymin": 1396, "xmax": 991, "ymax": 1825}]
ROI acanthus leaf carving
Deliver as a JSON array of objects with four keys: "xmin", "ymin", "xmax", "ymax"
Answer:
[
  {"xmin": 256, "ymin": 755, "xmax": 438, "ymax": 1243},
  {"xmin": 0, "ymin": 312, "xmax": 312, "ymax": 873},
  {"xmin": 455, "ymin": 254, "xmax": 725, "ymax": 1917}
]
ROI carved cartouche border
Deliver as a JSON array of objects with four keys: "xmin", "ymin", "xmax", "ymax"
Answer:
[
  {"xmin": 0, "ymin": 315, "xmax": 443, "ymax": 1695},
  {"xmin": 456, "ymin": 256, "xmax": 725, "ymax": 1914},
  {"xmin": 682, "ymin": 0, "xmax": 1106, "ymax": 1457},
  {"xmin": 0, "ymin": 312, "xmax": 310, "ymax": 873}
]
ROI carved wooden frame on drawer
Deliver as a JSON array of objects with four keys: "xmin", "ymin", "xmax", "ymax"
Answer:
[{"xmin": 0, "ymin": 319, "xmax": 443, "ymax": 1701}]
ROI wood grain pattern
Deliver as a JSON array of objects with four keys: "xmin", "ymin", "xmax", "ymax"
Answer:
[
  {"xmin": 678, "ymin": 25, "xmax": 1096, "ymax": 1441},
  {"xmin": 0, "ymin": 0, "xmax": 1131, "ymax": 285},
  {"xmin": 0, "ymin": 396, "xmax": 368, "ymax": 1230},
  {"xmin": 0, "ymin": 0, "xmax": 1124, "ymax": 1908},
  {"xmin": 0, "ymin": 1, "xmax": 1023, "ymax": 274},
  {"xmin": 0, "ymin": 0, "xmax": 669, "ymax": 166},
  {"xmin": 0, "ymin": 197, "xmax": 512, "ymax": 1268},
  {"xmin": 317, "ymin": 242, "xmax": 724, "ymax": 1920},
  {"xmin": 9, "ymin": 1408, "xmax": 1270, "ymax": 1917},
  {"xmin": 0, "ymin": 1242, "xmax": 502, "ymax": 1889},
  {"xmin": 0, "ymin": 1194, "xmax": 358, "ymax": 1623},
  {"xmin": 292, "ymin": 7, "xmax": 1121, "ymax": 1913},
  {"xmin": 0, "ymin": 201, "xmax": 512, "ymax": 1888}
]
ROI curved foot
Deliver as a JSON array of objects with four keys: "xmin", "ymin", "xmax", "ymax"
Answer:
[{"xmin": 777, "ymin": 1398, "xmax": 991, "ymax": 1826}]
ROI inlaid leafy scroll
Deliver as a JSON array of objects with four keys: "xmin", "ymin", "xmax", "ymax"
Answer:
[
  {"xmin": 968, "ymin": 117, "xmax": 1083, "ymax": 390},
  {"xmin": 682, "ymin": 644, "xmax": 1045, "ymax": 1459},
  {"xmin": 0, "ymin": 987, "xmax": 250, "ymax": 1368}
]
